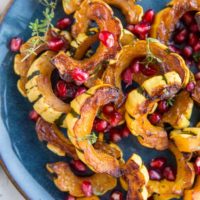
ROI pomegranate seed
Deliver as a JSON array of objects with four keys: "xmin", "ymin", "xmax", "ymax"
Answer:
[
  {"xmin": 110, "ymin": 191, "xmax": 123, "ymax": 200},
  {"xmin": 182, "ymin": 12, "xmax": 194, "ymax": 25},
  {"xmin": 157, "ymin": 100, "xmax": 169, "ymax": 113},
  {"xmin": 94, "ymin": 118, "xmax": 108, "ymax": 132},
  {"xmin": 75, "ymin": 87, "xmax": 87, "ymax": 97},
  {"xmin": 190, "ymin": 23, "xmax": 199, "ymax": 33},
  {"xmin": 29, "ymin": 110, "xmax": 39, "ymax": 122},
  {"xmin": 163, "ymin": 166, "xmax": 176, "ymax": 181},
  {"xmin": 109, "ymin": 128, "xmax": 122, "ymax": 143},
  {"xmin": 130, "ymin": 59, "xmax": 141, "ymax": 73},
  {"xmin": 138, "ymin": 33, "xmax": 148, "ymax": 40},
  {"xmin": 99, "ymin": 31, "xmax": 115, "ymax": 48},
  {"xmin": 193, "ymin": 41, "xmax": 200, "ymax": 52},
  {"xmin": 195, "ymin": 72, "xmax": 200, "ymax": 81},
  {"xmin": 168, "ymin": 45, "xmax": 181, "ymax": 54},
  {"xmin": 194, "ymin": 157, "xmax": 200, "ymax": 175},
  {"xmin": 126, "ymin": 24, "xmax": 135, "ymax": 32},
  {"xmin": 149, "ymin": 113, "xmax": 161, "ymax": 125},
  {"xmin": 56, "ymin": 80, "xmax": 67, "ymax": 98},
  {"xmin": 182, "ymin": 46, "xmax": 193, "ymax": 58},
  {"xmin": 108, "ymin": 111, "xmax": 123, "ymax": 127},
  {"xmin": 48, "ymin": 38, "xmax": 65, "ymax": 51},
  {"xmin": 140, "ymin": 65, "xmax": 157, "ymax": 76},
  {"xmin": 70, "ymin": 68, "xmax": 89, "ymax": 84},
  {"xmin": 10, "ymin": 37, "xmax": 23, "ymax": 52},
  {"xmin": 150, "ymin": 157, "xmax": 167, "ymax": 169},
  {"xmin": 70, "ymin": 160, "xmax": 87, "ymax": 172},
  {"xmin": 174, "ymin": 29, "xmax": 188, "ymax": 43},
  {"xmin": 81, "ymin": 181, "xmax": 92, "ymax": 197},
  {"xmin": 65, "ymin": 195, "xmax": 76, "ymax": 200},
  {"xmin": 186, "ymin": 82, "xmax": 195, "ymax": 92},
  {"xmin": 56, "ymin": 17, "xmax": 71, "ymax": 30},
  {"xmin": 121, "ymin": 126, "xmax": 130, "ymax": 138},
  {"xmin": 133, "ymin": 22, "xmax": 151, "ymax": 36},
  {"xmin": 142, "ymin": 9, "xmax": 155, "ymax": 24},
  {"xmin": 121, "ymin": 68, "xmax": 133, "ymax": 85},
  {"xmin": 148, "ymin": 169, "xmax": 162, "ymax": 180},
  {"xmin": 188, "ymin": 33, "xmax": 199, "ymax": 47},
  {"xmin": 102, "ymin": 104, "xmax": 115, "ymax": 116}
]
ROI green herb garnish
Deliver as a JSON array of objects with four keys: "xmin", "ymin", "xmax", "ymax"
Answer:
[
  {"xmin": 77, "ymin": 132, "xmax": 98, "ymax": 145},
  {"xmin": 193, "ymin": 52, "xmax": 200, "ymax": 63},
  {"xmin": 166, "ymin": 98, "xmax": 175, "ymax": 107}
]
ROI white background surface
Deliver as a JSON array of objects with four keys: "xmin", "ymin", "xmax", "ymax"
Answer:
[{"xmin": 0, "ymin": 1, "xmax": 25, "ymax": 200}]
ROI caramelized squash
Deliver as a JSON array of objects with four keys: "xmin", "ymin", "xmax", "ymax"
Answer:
[
  {"xmin": 151, "ymin": 0, "xmax": 200, "ymax": 44},
  {"xmin": 148, "ymin": 143, "xmax": 195, "ymax": 198},
  {"xmin": 47, "ymin": 162, "xmax": 116, "ymax": 197}
]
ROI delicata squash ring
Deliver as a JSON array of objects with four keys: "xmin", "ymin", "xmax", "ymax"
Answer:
[
  {"xmin": 151, "ymin": 0, "xmax": 200, "ymax": 44},
  {"xmin": 66, "ymin": 84, "xmax": 122, "ymax": 176},
  {"xmin": 47, "ymin": 162, "xmax": 116, "ymax": 197},
  {"xmin": 147, "ymin": 142, "xmax": 195, "ymax": 199},
  {"xmin": 62, "ymin": 0, "xmax": 143, "ymax": 24},
  {"xmin": 25, "ymin": 51, "xmax": 71, "ymax": 127},
  {"xmin": 52, "ymin": 0, "xmax": 122, "ymax": 75},
  {"xmin": 125, "ymin": 71, "xmax": 182, "ymax": 150}
]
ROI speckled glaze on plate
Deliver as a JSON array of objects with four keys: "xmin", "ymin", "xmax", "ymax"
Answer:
[{"xmin": 0, "ymin": 0, "xmax": 198, "ymax": 200}]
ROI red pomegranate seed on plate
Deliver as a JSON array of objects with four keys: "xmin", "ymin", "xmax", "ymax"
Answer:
[
  {"xmin": 70, "ymin": 160, "xmax": 87, "ymax": 172},
  {"xmin": 121, "ymin": 126, "xmax": 130, "ymax": 138},
  {"xmin": 190, "ymin": 23, "xmax": 199, "ymax": 33},
  {"xmin": 163, "ymin": 166, "xmax": 176, "ymax": 181},
  {"xmin": 194, "ymin": 157, "xmax": 200, "ymax": 175},
  {"xmin": 10, "ymin": 37, "xmax": 23, "ymax": 52},
  {"xmin": 195, "ymin": 72, "xmax": 200, "ymax": 81},
  {"xmin": 193, "ymin": 41, "xmax": 200, "ymax": 52},
  {"xmin": 130, "ymin": 59, "xmax": 141, "ymax": 74},
  {"xmin": 150, "ymin": 157, "xmax": 167, "ymax": 169},
  {"xmin": 182, "ymin": 46, "xmax": 193, "ymax": 58},
  {"xmin": 148, "ymin": 169, "xmax": 162, "ymax": 180},
  {"xmin": 75, "ymin": 87, "xmax": 87, "ymax": 97},
  {"xmin": 56, "ymin": 80, "xmax": 67, "ymax": 98},
  {"xmin": 110, "ymin": 191, "xmax": 123, "ymax": 200},
  {"xmin": 188, "ymin": 33, "xmax": 199, "ymax": 47},
  {"xmin": 102, "ymin": 104, "xmax": 115, "ymax": 116},
  {"xmin": 56, "ymin": 17, "xmax": 72, "ymax": 30},
  {"xmin": 157, "ymin": 100, "xmax": 169, "ymax": 113},
  {"xmin": 142, "ymin": 9, "xmax": 155, "ymax": 24},
  {"xmin": 182, "ymin": 12, "xmax": 194, "ymax": 25},
  {"xmin": 133, "ymin": 22, "xmax": 151, "ymax": 36},
  {"xmin": 65, "ymin": 195, "xmax": 76, "ymax": 200},
  {"xmin": 81, "ymin": 181, "xmax": 92, "ymax": 197},
  {"xmin": 48, "ymin": 38, "xmax": 65, "ymax": 51},
  {"xmin": 174, "ymin": 29, "xmax": 188, "ymax": 43},
  {"xmin": 70, "ymin": 68, "xmax": 89, "ymax": 83},
  {"xmin": 108, "ymin": 111, "xmax": 123, "ymax": 127},
  {"xmin": 126, "ymin": 24, "xmax": 135, "ymax": 33},
  {"xmin": 149, "ymin": 113, "xmax": 161, "ymax": 125},
  {"xmin": 94, "ymin": 119, "xmax": 108, "ymax": 132},
  {"xmin": 99, "ymin": 31, "xmax": 115, "ymax": 48},
  {"xmin": 29, "ymin": 110, "xmax": 39, "ymax": 122},
  {"xmin": 186, "ymin": 82, "xmax": 195, "ymax": 92},
  {"xmin": 109, "ymin": 128, "xmax": 122, "ymax": 143},
  {"xmin": 140, "ymin": 65, "xmax": 157, "ymax": 76},
  {"xmin": 121, "ymin": 68, "xmax": 133, "ymax": 85}
]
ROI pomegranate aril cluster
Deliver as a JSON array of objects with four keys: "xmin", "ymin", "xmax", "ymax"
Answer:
[
  {"xmin": 148, "ymin": 156, "xmax": 176, "ymax": 181},
  {"xmin": 127, "ymin": 9, "xmax": 155, "ymax": 40}
]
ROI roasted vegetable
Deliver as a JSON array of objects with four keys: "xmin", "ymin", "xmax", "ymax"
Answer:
[
  {"xmin": 148, "ymin": 143, "xmax": 195, "ymax": 198},
  {"xmin": 53, "ymin": 0, "xmax": 122, "ymax": 75},
  {"xmin": 170, "ymin": 128, "xmax": 200, "ymax": 152},
  {"xmin": 36, "ymin": 118, "xmax": 78, "ymax": 158},
  {"xmin": 125, "ymin": 71, "xmax": 182, "ymax": 150},
  {"xmin": 62, "ymin": 0, "xmax": 143, "ymax": 24},
  {"xmin": 66, "ymin": 84, "xmax": 122, "ymax": 176},
  {"xmin": 192, "ymin": 80, "xmax": 200, "ymax": 104},
  {"xmin": 25, "ymin": 51, "xmax": 71, "ymax": 127},
  {"xmin": 184, "ymin": 176, "xmax": 200, "ymax": 200},
  {"xmin": 121, "ymin": 154, "xmax": 149, "ymax": 200},
  {"xmin": 161, "ymin": 91, "xmax": 193, "ymax": 129},
  {"xmin": 151, "ymin": 0, "xmax": 200, "ymax": 44},
  {"xmin": 47, "ymin": 162, "xmax": 116, "ymax": 197}
]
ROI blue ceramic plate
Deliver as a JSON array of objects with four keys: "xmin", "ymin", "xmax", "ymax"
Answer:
[{"xmin": 1, "ymin": 0, "xmax": 199, "ymax": 200}]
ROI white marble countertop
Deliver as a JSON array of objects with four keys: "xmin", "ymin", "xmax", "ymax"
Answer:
[{"xmin": 0, "ymin": 1, "xmax": 25, "ymax": 199}]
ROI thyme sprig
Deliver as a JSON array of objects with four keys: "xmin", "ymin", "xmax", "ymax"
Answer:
[
  {"xmin": 166, "ymin": 98, "xmax": 175, "ymax": 107},
  {"xmin": 21, "ymin": 0, "xmax": 57, "ymax": 62},
  {"xmin": 77, "ymin": 132, "xmax": 98, "ymax": 145}
]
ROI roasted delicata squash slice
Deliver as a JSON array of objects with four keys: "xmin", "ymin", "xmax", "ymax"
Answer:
[
  {"xmin": 62, "ymin": 0, "xmax": 143, "ymax": 24},
  {"xmin": 47, "ymin": 162, "xmax": 116, "ymax": 197},
  {"xmin": 66, "ymin": 84, "xmax": 122, "ymax": 176},
  {"xmin": 36, "ymin": 118, "xmax": 78, "ymax": 159},
  {"xmin": 170, "ymin": 128, "xmax": 200, "ymax": 152},
  {"xmin": 192, "ymin": 80, "xmax": 200, "ymax": 105},
  {"xmin": 161, "ymin": 91, "xmax": 193, "ymax": 129},
  {"xmin": 148, "ymin": 143, "xmax": 195, "ymax": 199},
  {"xmin": 52, "ymin": 0, "xmax": 122, "ymax": 75},
  {"xmin": 14, "ymin": 36, "xmax": 47, "ymax": 97},
  {"xmin": 125, "ymin": 71, "xmax": 182, "ymax": 150},
  {"xmin": 78, "ymin": 196, "xmax": 100, "ymax": 200},
  {"xmin": 25, "ymin": 51, "xmax": 71, "ymax": 127},
  {"xmin": 151, "ymin": 0, "xmax": 200, "ymax": 44},
  {"xmin": 184, "ymin": 176, "xmax": 200, "ymax": 200}
]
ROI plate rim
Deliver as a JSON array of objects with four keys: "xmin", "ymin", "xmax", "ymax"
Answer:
[{"xmin": 0, "ymin": 0, "xmax": 14, "ymax": 23}]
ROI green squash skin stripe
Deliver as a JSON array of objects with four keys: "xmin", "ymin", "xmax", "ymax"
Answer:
[
  {"xmin": 27, "ymin": 70, "xmax": 40, "ymax": 81},
  {"xmin": 54, "ymin": 113, "xmax": 67, "ymax": 126}
]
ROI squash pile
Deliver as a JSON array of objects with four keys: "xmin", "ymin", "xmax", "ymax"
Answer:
[{"xmin": 13, "ymin": 0, "xmax": 200, "ymax": 199}]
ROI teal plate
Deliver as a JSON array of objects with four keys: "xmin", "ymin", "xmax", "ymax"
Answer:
[{"xmin": 0, "ymin": 0, "xmax": 199, "ymax": 200}]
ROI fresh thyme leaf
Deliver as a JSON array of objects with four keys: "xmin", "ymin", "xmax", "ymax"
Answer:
[
  {"xmin": 193, "ymin": 52, "xmax": 200, "ymax": 63},
  {"xmin": 166, "ymin": 98, "xmax": 175, "ymax": 107},
  {"xmin": 77, "ymin": 132, "xmax": 97, "ymax": 145}
]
